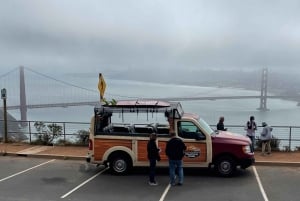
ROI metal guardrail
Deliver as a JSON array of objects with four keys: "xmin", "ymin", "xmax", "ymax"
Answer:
[
  {"xmin": 1, "ymin": 120, "xmax": 300, "ymax": 151},
  {"xmin": 0, "ymin": 120, "xmax": 90, "ymax": 144},
  {"xmin": 212, "ymin": 125, "xmax": 300, "ymax": 151}
]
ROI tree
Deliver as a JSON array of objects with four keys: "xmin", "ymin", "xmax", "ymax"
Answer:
[
  {"xmin": 76, "ymin": 129, "xmax": 89, "ymax": 145},
  {"xmin": 33, "ymin": 122, "xmax": 62, "ymax": 145}
]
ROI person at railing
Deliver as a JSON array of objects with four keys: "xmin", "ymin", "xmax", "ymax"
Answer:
[
  {"xmin": 245, "ymin": 116, "xmax": 257, "ymax": 152},
  {"xmin": 217, "ymin": 116, "xmax": 227, "ymax": 131},
  {"xmin": 260, "ymin": 122, "xmax": 273, "ymax": 155}
]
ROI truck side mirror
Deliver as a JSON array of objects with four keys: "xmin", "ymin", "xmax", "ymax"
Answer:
[{"xmin": 195, "ymin": 133, "xmax": 205, "ymax": 140}]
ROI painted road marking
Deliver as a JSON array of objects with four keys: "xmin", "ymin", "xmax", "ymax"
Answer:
[
  {"xmin": 159, "ymin": 183, "xmax": 171, "ymax": 201},
  {"xmin": 61, "ymin": 167, "xmax": 109, "ymax": 199},
  {"xmin": 0, "ymin": 159, "xmax": 55, "ymax": 182},
  {"xmin": 253, "ymin": 166, "xmax": 269, "ymax": 201}
]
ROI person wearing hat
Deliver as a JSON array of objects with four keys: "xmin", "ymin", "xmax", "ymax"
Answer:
[{"xmin": 260, "ymin": 122, "xmax": 273, "ymax": 155}]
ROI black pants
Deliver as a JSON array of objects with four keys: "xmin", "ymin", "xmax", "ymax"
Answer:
[{"xmin": 149, "ymin": 159, "xmax": 156, "ymax": 182}]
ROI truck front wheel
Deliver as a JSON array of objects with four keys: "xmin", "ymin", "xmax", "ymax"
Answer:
[
  {"xmin": 108, "ymin": 153, "xmax": 132, "ymax": 175},
  {"xmin": 214, "ymin": 156, "xmax": 236, "ymax": 177}
]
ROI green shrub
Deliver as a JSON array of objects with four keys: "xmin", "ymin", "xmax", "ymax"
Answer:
[
  {"xmin": 76, "ymin": 129, "xmax": 89, "ymax": 145},
  {"xmin": 256, "ymin": 137, "xmax": 281, "ymax": 151},
  {"xmin": 32, "ymin": 122, "xmax": 62, "ymax": 145}
]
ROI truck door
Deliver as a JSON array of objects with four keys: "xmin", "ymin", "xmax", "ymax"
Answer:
[{"xmin": 177, "ymin": 121, "xmax": 209, "ymax": 165}]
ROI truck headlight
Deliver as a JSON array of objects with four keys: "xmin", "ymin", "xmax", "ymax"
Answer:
[{"xmin": 243, "ymin": 145, "xmax": 252, "ymax": 154}]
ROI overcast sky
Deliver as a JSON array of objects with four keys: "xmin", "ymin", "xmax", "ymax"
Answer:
[{"xmin": 0, "ymin": 0, "xmax": 300, "ymax": 75}]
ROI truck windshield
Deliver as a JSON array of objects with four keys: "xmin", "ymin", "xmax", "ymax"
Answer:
[{"xmin": 198, "ymin": 118, "xmax": 215, "ymax": 135}]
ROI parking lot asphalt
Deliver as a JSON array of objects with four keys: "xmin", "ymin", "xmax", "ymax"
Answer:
[
  {"xmin": 1, "ymin": 143, "xmax": 300, "ymax": 166},
  {"xmin": 1, "ymin": 143, "xmax": 300, "ymax": 201},
  {"xmin": 0, "ymin": 156, "xmax": 300, "ymax": 201}
]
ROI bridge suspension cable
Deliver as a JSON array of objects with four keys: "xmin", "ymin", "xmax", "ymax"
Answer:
[
  {"xmin": 24, "ymin": 67, "xmax": 143, "ymax": 99},
  {"xmin": 25, "ymin": 67, "xmax": 98, "ymax": 93},
  {"xmin": 0, "ymin": 67, "xmax": 19, "ymax": 79}
]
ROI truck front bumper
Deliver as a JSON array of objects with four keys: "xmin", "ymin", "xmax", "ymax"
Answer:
[{"xmin": 240, "ymin": 157, "xmax": 255, "ymax": 169}]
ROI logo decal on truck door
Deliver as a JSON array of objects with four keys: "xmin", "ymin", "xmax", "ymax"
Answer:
[{"xmin": 185, "ymin": 146, "xmax": 201, "ymax": 158}]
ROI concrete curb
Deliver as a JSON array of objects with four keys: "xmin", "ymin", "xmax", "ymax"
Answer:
[{"xmin": 255, "ymin": 161, "xmax": 300, "ymax": 167}]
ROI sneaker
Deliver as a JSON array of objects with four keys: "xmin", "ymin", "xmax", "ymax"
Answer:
[
  {"xmin": 148, "ymin": 181, "xmax": 158, "ymax": 186},
  {"xmin": 177, "ymin": 183, "xmax": 183, "ymax": 186}
]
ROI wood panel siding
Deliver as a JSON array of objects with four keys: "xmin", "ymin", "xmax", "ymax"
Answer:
[
  {"xmin": 94, "ymin": 139, "xmax": 132, "ymax": 161},
  {"xmin": 137, "ymin": 140, "xmax": 148, "ymax": 161}
]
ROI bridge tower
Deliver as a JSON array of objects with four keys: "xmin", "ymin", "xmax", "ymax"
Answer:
[
  {"xmin": 19, "ymin": 66, "xmax": 27, "ymax": 123},
  {"xmin": 258, "ymin": 68, "xmax": 268, "ymax": 111}
]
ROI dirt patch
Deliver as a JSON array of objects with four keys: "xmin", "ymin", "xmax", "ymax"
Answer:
[
  {"xmin": 254, "ymin": 151, "xmax": 300, "ymax": 162},
  {"xmin": 37, "ymin": 146, "xmax": 87, "ymax": 156},
  {"xmin": 0, "ymin": 143, "xmax": 34, "ymax": 153}
]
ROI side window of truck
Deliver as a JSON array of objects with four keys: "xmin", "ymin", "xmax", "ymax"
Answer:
[{"xmin": 178, "ymin": 121, "xmax": 206, "ymax": 140}]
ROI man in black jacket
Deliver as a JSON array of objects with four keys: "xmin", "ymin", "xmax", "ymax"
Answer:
[
  {"xmin": 165, "ymin": 132, "xmax": 186, "ymax": 186},
  {"xmin": 147, "ymin": 133, "xmax": 161, "ymax": 186}
]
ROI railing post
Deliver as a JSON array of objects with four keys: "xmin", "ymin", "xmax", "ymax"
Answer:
[
  {"xmin": 289, "ymin": 126, "xmax": 292, "ymax": 152},
  {"xmin": 28, "ymin": 121, "xmax": 31, "ymax": 143},
  {"xmin": 63, "ymin": 122, "xmax": 66, "ymax": 144}
]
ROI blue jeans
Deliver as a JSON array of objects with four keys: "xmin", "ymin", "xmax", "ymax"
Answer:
[
  {"xmin": 169, "ymin": 160, "xmax": 183, "ymax": 185},
  {"xmin": 149, "ymin": 159, "xmax": 156, "ymax": 182}
]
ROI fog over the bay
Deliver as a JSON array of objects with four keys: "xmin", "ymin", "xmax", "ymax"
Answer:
[{"xmin": 0, "ymin": 0, "xmax": 300, "ymax": 76}]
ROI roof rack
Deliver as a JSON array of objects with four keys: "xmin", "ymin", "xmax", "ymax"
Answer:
[{"xmin": 94, "ymin": 99, "xmax": 184, "ymax": 119}]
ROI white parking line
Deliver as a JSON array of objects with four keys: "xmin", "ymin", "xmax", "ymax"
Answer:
[
  {"xmin": 253, "ymin": 166, "xmax": 269, "ymax": 201},
  {"xmin": 159, "ymin": 183, "xmax": 171, "ymax": 201},
  {"xmin": 61, "ymin": 167, "xmax": 109, "ymax": 199},
  {"xmin": 0, "ymin": 159, "xmax": 55, "ymax": 182}
]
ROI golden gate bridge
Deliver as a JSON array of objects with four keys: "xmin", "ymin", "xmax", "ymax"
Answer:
[{"xmin": 1, "ymin": 66, "xmax": 299, "ymax": 122}]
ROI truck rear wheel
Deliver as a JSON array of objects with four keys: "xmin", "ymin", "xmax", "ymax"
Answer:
[
  {"xmin": 214, "ymin": 156, "xmax": 236, "ymax": 177},
  {"xmin": 109, "ymin": 153, "xmax": 132, "ymax": 175}
]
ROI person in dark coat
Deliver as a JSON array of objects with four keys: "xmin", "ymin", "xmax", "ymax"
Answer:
[
  {"xmin": 217, "ymin": 116, "xmax": 227, "ymax": 131},
  {"xmin": 147, "ymin": 133, "xmax": 160, "ymax": 186},
  {"xmin": 165, "ymin": 132, "xmax": 186, "ymax": 186}
]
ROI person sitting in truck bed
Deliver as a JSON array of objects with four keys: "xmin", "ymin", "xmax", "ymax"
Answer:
[{"xmin": 165, "ymin": 112, "xmax": 175, "ymax": 134}]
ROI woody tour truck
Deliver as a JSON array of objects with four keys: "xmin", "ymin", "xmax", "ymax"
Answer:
[{"xmin": 86, "ymin": 100, "xmax": 255, "ymax": 177}]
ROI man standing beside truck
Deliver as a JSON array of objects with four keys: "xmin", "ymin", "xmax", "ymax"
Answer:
[
  {"xmin": 166, "ymin": 132, "xmax": 186, "ymax": 186},
  {"xmin": 147, "ymin": 133, "xmax": 161, "ymax": 186}
]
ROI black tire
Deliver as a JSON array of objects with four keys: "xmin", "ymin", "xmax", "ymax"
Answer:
[
  {"xmin": 109, "ymin": 153, "xmax": 132, "ymax": 175},
  {"xmin": 214, "ymin": 156, "xmax": 236, "ymax": 177}
]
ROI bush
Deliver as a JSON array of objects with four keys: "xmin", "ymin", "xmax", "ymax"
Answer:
[
  {"xmin": 32, "ymin": 122, "xmax": 62, "ymax": 145},
  {"xmin": 76, "ymin": 129, "xmax": 89, "ymax": 145},
  {"xmin": 256, "ymin": 137, "xmax": 281, "ymax": 151}
]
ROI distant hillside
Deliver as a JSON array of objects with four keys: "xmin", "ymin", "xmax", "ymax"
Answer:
[
  {"xmin": 104, "ymin": 69, "xmax": 300, "ymax": 96},
  {"xmin": 0, "ymin": 109, "xmax": 27, "ymax": 141}
]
